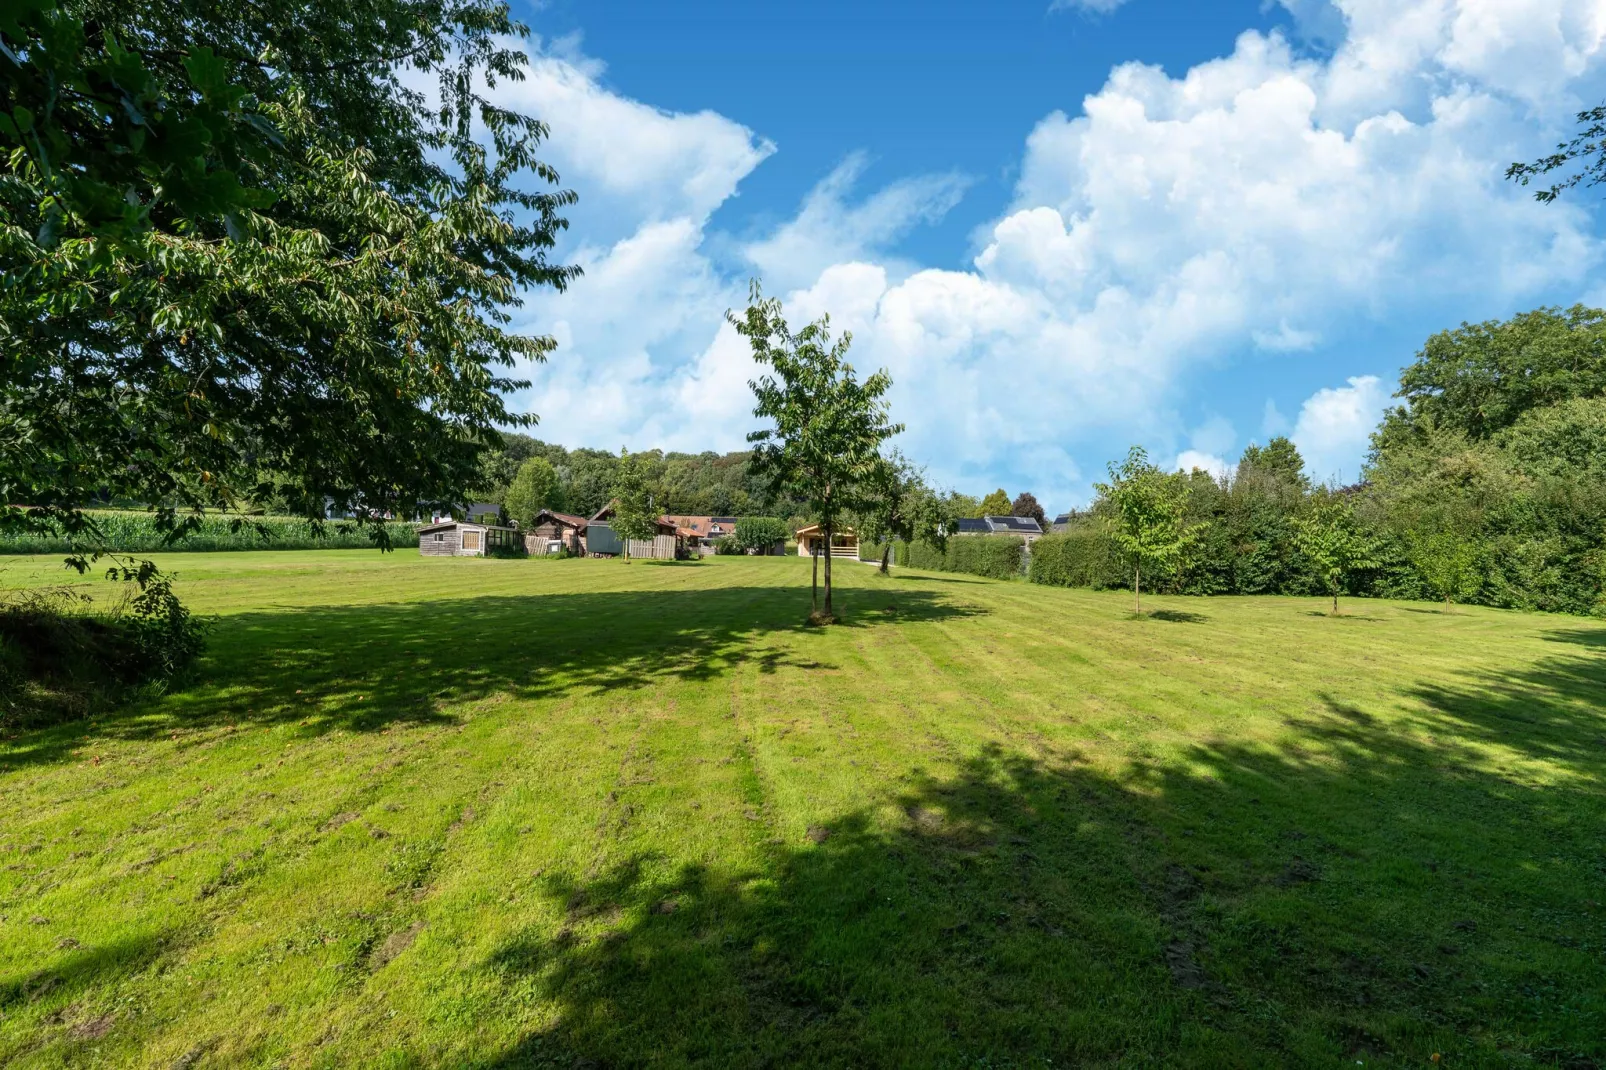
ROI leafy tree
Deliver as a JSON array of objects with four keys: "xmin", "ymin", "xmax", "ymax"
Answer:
[
  {"xmin": 944, "ymin": 491, "xmax": 982, "ymax": 519},
  {"xmin": 733, "ymin": 516, "xmax": 788, "ymax": 554},
  {"xmin": 1292, "ymin": 501, "xmax": 1377, "ymax": 614},
  {"xmin": 1010, "ymin": 491, "xmax": 1047, "ymax": 531},
  {"xmin": 1237, "ymin": 437, "xmax": 1309, "ymax": 489},
  {"xmin": 857, "ymin": 451, "xmax": 952, "ymax": 574},
  {"xmin": 503, "ymin": 458, "xmax": 558, "ymax": 530},
  {"xmin": 609, "ymin": 451, "xmax": 660, "ymax": 562},
  {"xmin": 1095, "ymin": 447, "xmax": 1199, "ymax": 614},
  {"xmin": 1, "ymin": 0, "xmax": 578, "ymax": 565},
  {"xmin": 733, "ymin": 282, "xmax": 900, "ymax": 620},
  {"xmin": 979, "ymin": 489, "xmax": 1011, "ymax": 516},
  {"xmin": 1406, "ymin": 530, "xmax": 1484, "ymax": 607},
  {"xmin": 1375, "ymin": 307, "xmax": 1606, "ymax": 446}
]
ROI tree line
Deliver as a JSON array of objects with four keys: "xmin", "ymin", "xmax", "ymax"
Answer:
[{"xmin": 1034, "ymin": 305, "xmax": 1606, "ymax": 616}]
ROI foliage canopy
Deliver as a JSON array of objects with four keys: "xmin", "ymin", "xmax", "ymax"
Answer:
[
  {"xmin": 0, "ymin": 0, "xmax": 578, "ymax": 562},
  {"xmin": 733, "ymin": 282, "xmax": 900, "ymax": 618}
]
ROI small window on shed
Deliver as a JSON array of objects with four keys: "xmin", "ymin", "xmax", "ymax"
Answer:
[{"xmin": 433, "ymin": 533, "xmax": 445, "ymax": 542}]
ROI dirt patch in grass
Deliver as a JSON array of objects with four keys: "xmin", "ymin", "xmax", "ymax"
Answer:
[{"xmin": 370, "ymin": 921, "xmax": 425, "ymax": 970}]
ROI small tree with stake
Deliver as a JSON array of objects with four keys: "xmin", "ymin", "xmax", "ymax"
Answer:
[
  {"xmin": 609, "ymin": 450, "xmax": 659, "ymax": 562},
  {"xmin": 857, "ymin": 450, "xmax": 953, "ymax": 574},
  {"xmin": 732, "ymin": 282, "xmax": 900, "ymax": 621},
  {"xmin": 1292, "ymin": 500, "xmax": 1376, "ymax": 614},
  {"xmin": 1096, "ymin": 447, "xmax": 1198, "ymax": 614}
]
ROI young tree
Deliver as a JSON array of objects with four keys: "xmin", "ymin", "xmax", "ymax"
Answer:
[
  {"xmin": 732, "ymin": 282, "xmax": 901, "ymax": 620},
  {"xmin": 609, "ymin": 451, "xmax": 660, "ymax": 562},
  {"xmin": 1407, "ymin": 530, "xmax": 1484, "ymax": 607},
  {"xmin": 979, "ymin": 488, "xmax": 1011, "ymax": 516},
  {"xmin": 1292, "ymin": 501, "xmax": 1377, "ymax": 614},
  {"xmin": 503, "ymin": 458, "xmax": 559, "ymax": 530},
  {"xmin": 1096, "ymin": 447, "xmax": 1199, "ymax": 614},
  {"xmin": 1011, "ymin": 491, "xmax": 1047, "ymax": 531},
  {"xmin": 857, "ymin": 451, "xmax": 952, "ymax": 574}
]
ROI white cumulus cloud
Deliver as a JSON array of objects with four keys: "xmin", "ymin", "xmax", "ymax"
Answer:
[
  {"xmin": 494, "ymin": 3, "xmax": 1606, "ymax": 510},
  {"xmin": 1291, "ymin": 375, "xmax": 1390, "ymax": 484}
]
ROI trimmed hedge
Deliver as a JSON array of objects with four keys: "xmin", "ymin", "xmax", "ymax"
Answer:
[
  {"xmin": 897, "ymin": 535, "xmax": 1024, "ymax": 579},
  {"xmin": 1028, "ymin": 529, "xmax": 1128, "ymax": 589},
  {"xmin": 0, "ymin": 513, "xmax": 421, "ymax": 554}
]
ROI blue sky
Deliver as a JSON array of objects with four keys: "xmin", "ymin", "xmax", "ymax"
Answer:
[{"xmin": 486, "ymin": 0, "xmax": 1606, "ymax": 511}]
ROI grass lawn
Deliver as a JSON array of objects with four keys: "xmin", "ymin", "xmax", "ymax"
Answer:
[{"xmin": 1, "ymin": 551, "xmax": 1603, "ymax": 1068}]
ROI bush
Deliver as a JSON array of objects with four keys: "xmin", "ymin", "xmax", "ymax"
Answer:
[
  {"xmin": 898, "ymin": 536, "xmax": 1024, "ymax": 579},
  {"xmin": 714, "ymin": 536, "xmax": 742, "ymax": 555},
  {"xmin": 1, "ymin": 565, "xmax": 207, "ymax": 730},
  {"xmin": 1030, "ymin": 529, "xmax": 1128, "ymax": 589},
  {"xmin": 0, "ymin": 512, "xmax": 421, "ymax": 555},
  {"xmin": 733, "ymin": 517, "xmax": 788, "ymax": 553}
]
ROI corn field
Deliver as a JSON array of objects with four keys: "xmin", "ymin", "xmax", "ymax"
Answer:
[{"xmin": 0, "ymin": 513, "xmax": 421, "ymax": 554}]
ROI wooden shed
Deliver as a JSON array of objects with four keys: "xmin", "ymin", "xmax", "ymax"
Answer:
[
  {"xmin": 524, "ymin": 509, "xmax": 589, "ymax": 555},
  {"xmin": 419, "ymin": 520, "xmax": 520, "ymax": 557},
  {"xmin": 795, "ymin": 524, "xmax": 858, "ymax": 558}
]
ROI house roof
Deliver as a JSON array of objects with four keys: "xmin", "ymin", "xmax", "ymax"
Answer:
[
  {"xmin": 1052, "ymin": 513, "xmax": 1072, "ymax": 525},
  {"xmin": 418, "ymin": 520, "xmax": 474, "ymax": 534},
  {"xmin": 533, "ymin": 508, "xmax": 588, "ymax": 529},
  {"xmin": 794, "ymin": 523, "xmax": 856, "ymax": 537},
  {"xmin": 954, "ymin": 517, "xmax": 990, "ymax": 534},
  {"xmin": 985, "ymin": 514, "xmax": 1043, "ymax": 534}
]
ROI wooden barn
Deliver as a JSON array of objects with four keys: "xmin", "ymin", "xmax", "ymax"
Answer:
[{"xmin": 418, "ymin": 520, "xmax": 520, "ymax": 557}]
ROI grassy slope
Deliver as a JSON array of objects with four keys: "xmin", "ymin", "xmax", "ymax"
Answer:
[{"xmin": 1, "ymin": 552, "xmax": 1603, "ymax": 1068}]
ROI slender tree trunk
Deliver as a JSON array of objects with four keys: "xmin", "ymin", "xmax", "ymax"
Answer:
[
  {"xmin": 823, "ymin": 520, "xmax": 834, "ymax": 617},
  {"xmin": 880, "ymin": 544, "xmax": 890, "ymax": 574},
  {"xmin": 1134, "ymin": 561, "xmax": 1141, "ymax": 614},
  {"xmin": 811, "ymin": 542, "xmax": 819, "ymax": 611},
  {"xmin": 1332, "ymin": 584, "xmax": 1339, "ymax": 615}
]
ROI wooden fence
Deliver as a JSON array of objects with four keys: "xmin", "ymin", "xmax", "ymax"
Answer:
[{"xmin": 626, "ymin": 535, "xmax": 680, "ymax": 560}]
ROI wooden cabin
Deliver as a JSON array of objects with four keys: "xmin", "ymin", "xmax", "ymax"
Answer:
[
  {"xmin": 795, "ymin": 523, "xmax": 858, "ymax": 558},
  {"xmin": 524, "ymin": 509, "xmax": 589, "ymax": 555},
  {"xmin": 418, "ymin": 520, "xmax": 520, "ymax": 557}
]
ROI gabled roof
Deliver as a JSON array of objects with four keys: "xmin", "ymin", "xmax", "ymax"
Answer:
[
  {"xmin": 533, "ymin": 508, "xmax": 588, "ymax": 529},
  {"xmin": 954, "ymin": 517, "xmax": 990, "ymax": 534},
  {"xmin": 1052, "ymin": 513, "xmax": 1072, "ymax": 526}
]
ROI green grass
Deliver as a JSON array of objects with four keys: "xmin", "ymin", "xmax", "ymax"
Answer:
[{"xmin": 1, "ymin": 551, "xmax": 1603, "ymax": 1068}]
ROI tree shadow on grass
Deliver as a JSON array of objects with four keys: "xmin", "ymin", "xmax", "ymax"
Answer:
[
  {"xmin": 1147, "ymin": 609, "xmax": 1209, "ymax": 624},
  {"xmin": 462, "ymin": 709, "xmax": 1606, "ymax": 1068},
  {"xmin": 0, "ymin": 584, "xmax": 984, "ymax": 772}
]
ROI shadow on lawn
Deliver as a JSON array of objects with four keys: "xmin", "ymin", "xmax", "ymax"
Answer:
[
  {"xmin": 0, "ymin": 584, "xmax": 983, "ymax": 771},
  {"xmin": 463, "ymin": 697, "xmax": 1606, "ymax": 1069}
]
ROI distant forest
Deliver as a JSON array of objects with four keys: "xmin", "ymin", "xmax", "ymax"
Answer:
[{"xmin": 473, "ymin": 439, "xmax": 813, "ymax": 523}]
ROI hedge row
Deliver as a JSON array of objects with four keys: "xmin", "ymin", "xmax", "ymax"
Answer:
[
  {"xmin": 0, "ymin": 513, "xmax": 421, "ymax": 554},
  {"xmin": 1028, "ymin": 530, "xmax": 1128, "ymax": 589},
  {"xmin": 897, "ymin": 535, "xmax": 1025, "ymax": 580}
]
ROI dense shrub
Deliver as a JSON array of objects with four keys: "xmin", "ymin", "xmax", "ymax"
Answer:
[
  {"xmin": 0, "ymin": 513, "xmax": 421, "ymax": 555},
  {"xmin": 1029, "ymin": 528, "xmax": 1127, "ymax": 589},
  {"xmin": 1, "ymin": 567, "xmax": 207, "ymax": 730},
  {"xmin": 714, "ymin": 536, "xmax": 742, "ymax": 555},
  {"xmin": 733, "ymin": 517, "xmax": 788, "ymax": 553},
  {"xmin": 898, "ymin": 536, "xmax": 1024, "ymax": 579}
]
